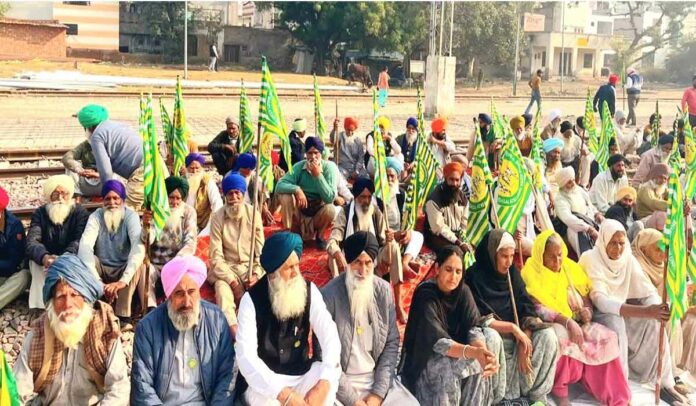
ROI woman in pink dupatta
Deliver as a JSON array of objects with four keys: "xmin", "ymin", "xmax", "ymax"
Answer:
[{"xmin": 521, "ymin": 230, "xmax": 630, "ymax": 406}]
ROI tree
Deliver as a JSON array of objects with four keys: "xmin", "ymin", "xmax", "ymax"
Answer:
[
  {"xmin": 665, "ymin": 37, "xmax": 696, "ymax": 84},
  {"xmin": 450, "ymin": 2, "xmax": 535, "ymax": 77},
  {"xmin": 265, "ymin": 2, "xmax": 427, "ymax": 75},
  {"xmin": 137, "ymin": 2, "xmax": 189, "ymax": 62},
  {"xmin": 611, "ymin": 2, "xmax": 695, "ymax": 67},
  {"xmin": 0, "ymin": 2, "xmax": 10, "ymax": 17}
]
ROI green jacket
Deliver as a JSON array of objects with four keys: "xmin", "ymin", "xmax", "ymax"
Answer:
[{"xmin": 275, "ymin": 160, "xmax": 338, "ymax": 203}]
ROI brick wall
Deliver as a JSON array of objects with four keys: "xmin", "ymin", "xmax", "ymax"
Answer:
[{"xmin": 0, "ymin": 22, "xmax": 66, "ymax": 60}]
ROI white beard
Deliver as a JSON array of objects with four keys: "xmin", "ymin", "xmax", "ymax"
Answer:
[
  {"xmin": 46, "ymin": 201, "xmax": 74, "ymax": 225},
  {"xmin": 224, "ymin": 202, "xmax": 243, "ymax": 220},
  {"xmin": 564, "ymin": 186, "xmax": 588, "ymax": 213},
  {"xmin": 46, "ymin": 300, "xmax": 94, "ymax": 350},
  {"xmin": 187, "ymin": 173, "xmax": 204, "ymax": 199},
  {"xmin": 103, "ymin": 207, "xmax": 124, "ymax": 233},
  {"xmin": 269, "ymin": 274, "xmax": 308, "ymax": 321},
  {"xmin": 165, "ymin": 204, "xmax": 185, "ymax": 230},
  {"xmin": 167, "ymin": 299, "xmax": 200, "ymax": 331},
  {"xmin": 345, "ymin": 270, "xmax": 374, "ymax": 321},
  {"xmin": 355, "ymin": 203, "xmax": 374, "ymax": 231},
  {"xmin": 406, "ymin": 131, "xmax": 417, "ymax": 144},
  {"xmin": 648, "ymin": 180, "xmax": 667, "ymax": 196}
]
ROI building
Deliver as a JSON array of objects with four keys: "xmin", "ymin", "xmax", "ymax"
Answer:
[
  {"xmin": 4, "ymin": 1, "xmax": 119, "ymax": 58},
  {"xmin": 0, "ymin": 18, "xmax": 67, "ymax": 59},
  {"xmin": 525, "ymin": 2, "xmax": 615, "ymax": 79}
]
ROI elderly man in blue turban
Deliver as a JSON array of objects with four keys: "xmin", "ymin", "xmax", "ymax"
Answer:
[
  {"xmin": 231, "ymin": 152, "xmax": 276, "ymax": 225},
  {"xmin": 13, "ymin": 254, "xmax": 130, "ymax": 405},
  {"xmin": 395, "ymin": 117, "xmax": 419, "ymax": 179},
  {"xmin": 276, "ymin": 136, "xmax": 339, "ymax": 249},
  {"xmin": 78, "ymin": 179, "xmax": 145, "ymax": 327},
  {"xmin": 236, "ymin": 232, "xmax": 341, "ymax": 406},
  {"xmin": 184, "ymin": 152, "xmax": 223, "ymax": 236},
  {"xmin": 544, "ymin": 137, "xmax": 564, "ymax": 196},
  {"xmin": 131, "ymin": 256, "xmax": 235, "ymax": 405},
  {"xmin": 76, "ymin": 104, "xmax": 145, "ymax": 211},
  {"xmin": 208, "ymin": 172, "xmax": 265, "ymax": 338}
]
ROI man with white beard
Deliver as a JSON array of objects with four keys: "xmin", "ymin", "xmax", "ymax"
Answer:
[
  {"xmin": 78, "ymin": 179, "xmax": 145, "ymax": 326},
  {"xmin": 234, "ymin": 152, "xmax": 276, "ymax": 225},
  {"xmin": 236, "ymin": 231, "xmax": 341, "ymax": 406},
  {"xmin": 331, "ymin": 116, "xmax": 368, "ymax": 181},
  {"xmin": 553, "ymin": 167, "xmax": 604, "ymax": 256},
  {"xmin": 26, "ymin": 174, "xmax": 89, "ymax": 310},
  {"xmin": 131, "ymin": 256, "xmax": 235, "ymax": 404},
  {"xmin": 636, "ymin": 163, "xmax": 671, "ymax": 219},
  {"xmin": 142, "ymin": 176, "xmax": 197, "ymax": 311},
  {"xmin": 13, "ymin": 253, "xmax": 130, "ymax": 404},
  {"xmin": 184, "ymin": 153, "xmax": 223, "ymax": 236},
  {"xmin": 631, "ymin": 134, "xmax": 674, "ymax": 187},
  {"xmin": 208, "ymin": 172, "xmax": 264, "ymax": 338},
  {"xmin": 321, "ymin": 231, "xmax": 419, "ymax": 406},
  {"xmin": 395, "ymin": 117, "xmax": 419, "ymax": 180}
]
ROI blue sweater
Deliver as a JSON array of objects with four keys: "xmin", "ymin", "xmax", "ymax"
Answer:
[
  {"xmin": 0, "ymin": 210, "xmax": 25, "ymax": 277},
  {"xmin": 89, "ymin": 120, "xmax": 143, "ymax": 182},
  {"xmin": 130, "ymin": 300, "xmax": 235, "ymax": 405}
]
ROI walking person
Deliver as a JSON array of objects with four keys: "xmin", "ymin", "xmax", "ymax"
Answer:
[
  {"xmin": 208, "ymin": 43, "xmax": 219, "ymax": 72},
  {"xmin": 378, "ymin": 66, "xmax": 390, "ymax": 108},
  {"xmin": 524, "ymin": 69, "xmax": 543, "ymax": 115},
  {"xmin": 624, "ymin": 67, "xmax": 643, "ymax": 126}
]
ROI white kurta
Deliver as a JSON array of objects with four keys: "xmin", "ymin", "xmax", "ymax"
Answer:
[{"xmin": 236, "ymin": 282, "xmax": 342, "ymax": 405}]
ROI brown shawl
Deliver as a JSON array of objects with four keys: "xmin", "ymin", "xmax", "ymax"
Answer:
[
  {"xmin": 194, "ymin": 173, "xmax": 213, "ymax": 231},
  {"xmin": 28, "ymin": 301, "xmax": 121, "ymax": 394}
]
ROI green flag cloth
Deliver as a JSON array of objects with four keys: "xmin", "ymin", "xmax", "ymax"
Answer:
[
  {"xmin": 372, "ymin": 89, "xmax": 390, "ymax": 206},
  {"xmin": 159, "ymin": 98, "xmax": 173, "ymax": 153},
  {"xmin": 662, "ymin": 170, "xmax": 688, "ymax": 325},
  {"xmin": 683, "ymin": 107, "xmax": 696, "ymax": 200},
  {"xmin": 172, "ymin": 76, "xmax": 190, "ymax": 176},
  {"xmin": 313, "ymin": 74, "xmax": 329, "ymax": 159},
  {"xmin": 141, "ymin": 93, "xmax": 171, "ymax": 239},
  {"xmin": 528, "ymin": 107, "xmax": 545, "ymax": 191},
  {"xmin": 651, "ymin": 100, "xmax": 661, "ymax": 147},
  {"xmin": 239, "ymin": 80, "xmax": 255, "ymax": 154},
  {"xmin": 595, "ymin": 101, "xmax": 614, "ymax": 172},
  {"xmin": 585, "ymin": 89, "xmax": 599, "ymax": 156},
  {"xmin": 466, "ymin": 122, "xmax": 493, "ymax": 246},
  {"xmin": 259, "ymin": 56, "xmax": 292, "ymax": 174},
  {"xmin": 0, "ymin": 350, "xmax": 20, "ymax": 406}
]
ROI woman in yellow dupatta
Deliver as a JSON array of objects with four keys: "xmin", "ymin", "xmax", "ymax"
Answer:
[{"xmin": 521, "ymin": 230, "xmax": 629, "ymax": 406}]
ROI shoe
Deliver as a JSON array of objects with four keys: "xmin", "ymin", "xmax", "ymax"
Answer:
[
  {"xmin": 119, "ymin": 317, "xmax": 134, "ymax": 332},
  {"xmin": 660, "ymin": 387, "xmax": 688, "ymax": 405}
]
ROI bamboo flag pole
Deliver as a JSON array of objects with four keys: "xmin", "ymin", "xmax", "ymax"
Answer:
[
  {"xmin": 334, "ymin": 99, "xmax": 340, "ymax": 166},
  {"xmin": 247, "ymin": 121, "xmax": 263, "ymax": 281},
  {"xmin": 655, "ymin": 244, "xmax": 669, "ymax": 405}
]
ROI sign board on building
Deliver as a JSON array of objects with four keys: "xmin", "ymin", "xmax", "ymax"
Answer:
[
  {"xmin": 410, "ymin": 60, "xmax": 425, "ymax": 74},
  {"xmin": 523, "ymin": 13, "xmax": 545, "ymax": 32},
  {"xmin": 577, "ymin": 37, "xmax": 589, "ymax": 47}
]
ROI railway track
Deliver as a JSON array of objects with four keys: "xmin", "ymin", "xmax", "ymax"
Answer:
[{"xmin": 11, "ymin": 201, "xmax": 102, "ymax": 222}]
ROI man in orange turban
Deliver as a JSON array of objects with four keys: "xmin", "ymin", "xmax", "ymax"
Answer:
[
  {"xmin": 429, "ymin": 117, "xmax": 457, "ymax": 177},
  {"xmin": 331, "ymin": 116, "xmax": 367, "ymax": 180},
  {"xmin": 424, "ymin": 161, "xmax": 470, "ymax": 253}
]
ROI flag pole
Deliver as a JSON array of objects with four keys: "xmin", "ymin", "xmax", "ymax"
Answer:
[
  {"xmin": 334, "ymin": 99, "xmax": 340, "ymax": 166},
  {"xmin": 142, "ymin": 209, "xmax": 152, "ymax": 317},
  {"xmin": 247, "ymin": 121, "xmax": 263, "ymax": 281},
  {"xmin": 655, "ymin": 244, "xmax": 669, "ymax": 405}
]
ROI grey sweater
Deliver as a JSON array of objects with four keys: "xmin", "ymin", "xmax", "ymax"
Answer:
[
  {"xmin": 321, "ymin": 273, "xmax": 399, "ymax": 406},
  {"xmin": 90, "ymin": 120, "xmax": 143, "ymax": 182}
]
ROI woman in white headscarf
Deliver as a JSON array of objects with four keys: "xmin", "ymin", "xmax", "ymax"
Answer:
[{"xmin": 579, "ymin": 220, "xmax": 691, "ymax": 404}]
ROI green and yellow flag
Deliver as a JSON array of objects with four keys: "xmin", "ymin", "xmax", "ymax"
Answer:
[
  {"xmin": 313, "ymin": 74, "xmax": 329, "ymax": 158},
  {"xmin": 528, "ymin": 107, "xmax": 544, "ymax": 191},
  {"xmin": 372, "ymin": 89, "xmax": 390, "ymax": 206},
  {"xmin": 141, "ymin": 93, "xmax": 171, "ymax": 239},
  {"xmin": 683, "ymin": 107, "xmax": 696, "ymax": 199},
  {"xmin": 651, "ymin": 100, "xmax": 661, "ymax": 148},
  {"xmin": 401, "ymin": 87, "xmax": 439, "ymax": 230},
  {"xmin": 493, "ymin": 102, "xmax": 532, "ymax": 234},
  {"xmin": 466, "ymin": 122, "xmax": 493, "ymax": 246},
  {"xmin": 662, "ymin": 169, "xmax": 688, "ymax": 325},
  {"xmin": 159, "ymin": 98, "xmax": 173, "ymax": 151},
  {"xmin": 258, "ymin": 132, "xmax": 275, "ymax": 192},
  {"xmin": 596, "ymin": 101, "xmax": 615, "ymax": 172},
  {"xmin": 585, "ymin": 89, "xmax": 599, "ymax": 155},
  {"xmin": 172, "ymin": 76, "xmax": 190, "ymax": 176},
  {"xmin": 239, "ymin": 80, "xmax": 255, "ymax": 154},
  {"xmin": 0, "ymin": 350, "xmax": 20, "ymax": 406},
  {"xmin": 259, "ymin": 56, "xmax": 292, "ymax": 174}
]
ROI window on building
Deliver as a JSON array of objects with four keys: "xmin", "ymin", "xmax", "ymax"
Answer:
[
  {"xmin": 583, "ymin": 53, "xmax": 593, "ymax": 69},
  {"xmin": 541, "ymin": 51, "xmax": 547, "ymax": 67},
  {"xmin": 63, "ymin": 1, "xmax": 91, "ymax": 5},
  {"xmin": 187, "ymin": 35, "xmax": 197, "ymax": 57},
  {"xmin": 65, "ymin": 24, "xmax": 78, "ymax": 35}
]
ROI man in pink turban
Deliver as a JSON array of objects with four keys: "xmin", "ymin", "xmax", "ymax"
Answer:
[{"xmin": 131, "ymin": 255, "xmax": 235, "ymax": 404}]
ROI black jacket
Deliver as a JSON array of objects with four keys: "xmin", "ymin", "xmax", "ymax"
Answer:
[
  {"xmin": 208, "ymin": 130, "xmax": 241, "ymax": 175},
  {"xmin": 593, "ymin": 83, "xmax": 616, "ymax": 119},
  {"xmin": 278, "ymin": 131, "xmax": 305, "ymax": 173},
  {"xmin": 25, "ymin": 204, "xmax": 89, "ymax": 265},
  {"xmin": 0, "ymin": 210, "xmax": 25, "ymax": 277}
]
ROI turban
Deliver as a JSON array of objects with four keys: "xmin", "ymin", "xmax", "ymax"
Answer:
[
  {"xmin": 576, "ymin": 116, "xmax": 585, "ymax": 130},
  {"xmin": 304, "ymin": 137, "xmax": 325, "ymax": 153},
  {"xmin": 609, "ymin": 74, "xmax": 619, "ymax": 85},
  {"xmin": 645, "ymin": 211, "xmax": 667, "ymax": 231},
  {"xmin": 386, "ymin": 157, "xmax": 403, "ymax": 174},
  {"xmin": 165, "ymin": 176, "xmax": 189, "ymax": 198},
  {"xmin": 293, "ymin": 118, "xmax": 307, "ymax": 132},
  {"xmin": 478, "ymin": 113, "xmax": 492, "ymax": 125},
  {"xmin": 77, "ymin": 104, "xmax": 109, "ymax": 129},
  {"xmin": 161, "ymin": 256, "xmax": 207, "ymax": 298},
  {"xmin": 406, "ymin": 117, "xmax": 418, "ymax": 129},
  {"xmin": 225, "ymin": 116, "xmax": 237, "ymax": 125},
  {"xmin": 658, "ymin": 134, "xmax": 674, "ymax": 146},
  {"xmin": 648, "ymin": 163, "xmax": 670, "ymax": 180},
  {"xmin": 607, "ymin": 154, "xmax": 627, "ymax": 168},
  {"xmin": 615, "ymin": 186, "xmax": 637, "ymax": 202},
  {"xmin": 352, "ymin": 177, "xmax": 375, "ymax": 197},
  {"xmin": 560, "ymin": 120, "xmax": 573, "ymax": 134},
  {"xmin": 344, "ymin": 117, "xmax": 358, "ymax": 131},
  {"xmin": 43, "ymin": 253, "xmax": 103, "ymax": 304},
  {"xmin": 43, "ymin": 174, "xmax": 74, "ymax": 202},
  {"xmin": 234, "ymin": 153, "xmax": 257, "ymax": 170},
  {"xmin": 344, "ymin": 231, "xmax": 379, "ymax": 263},
  {"xmin": 650, "ymin": 113, "xmax": 661, "ymax": 125},
  {"xmin": 510, "ymin": 116, "xmax": 525, "ymax": 131},
  {"xmin": 555, "ymin": 167, "xmax": 575, "ymax": 188},
  {"xmin": 615, "ymin": 110, "xmax": 626, "ymax": 121},
  {"xmin": 443, "ymin": 162, "xmax": 464, "ymax": 178},
  {"xmin": 522, "ymin": 113, "xmax": 533, "ymax": 127},
  {"xmin": 548, "ymin": 109, "xmax": 562, "ymax": 122},
  {"xmin": 102, "ymin": 179, "xmax": 126, "ymax": 199},
  {"xmin": 186, "ymin": 153, "xmax": 206, "ymax": 168},
  {"xmin": 543, "ymin": 138, "xmax": 563, "ymax": 153},
  {"xmin": 222, "ymin": 172, "xmax": 247, "ymax": 195},
  {"xmin": 377, "ymin": 116, "xmax": 391, "ymax": 132},
  {"xmin": 451, "ymin": 154, "xmax": 469, "ymax": 168},
  {"xmin": 627, "ymin": 67, "xmax": 636, "ymax": 75},
  {"xmin": 431, "ymin": 117, "xmax": 447, "ymax": 133},
  {"xmin": 0, "ymin": 186, "xmax": 8, "ymax": 210},
  {"xmin": 260, "ymin": 232, "xmax": 303, "ymax": 273}
]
